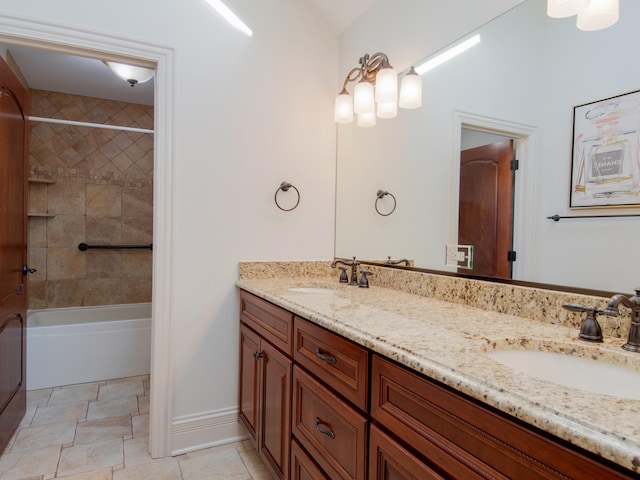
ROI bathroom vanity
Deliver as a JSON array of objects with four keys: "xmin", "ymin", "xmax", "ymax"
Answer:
[{"xmin": 237, "ymin": 262, "xmax": 640, "ymax": 479}]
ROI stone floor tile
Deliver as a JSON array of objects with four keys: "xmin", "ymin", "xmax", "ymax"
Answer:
[
  {"xmin": 74, "ymin": 415, "xmax": 132, "ymax": 445},
  {"xmin": 11, "ymin": 421, "xmax": 76, "ymax": 452},
  {"xmin": 87, "ymin": 397, "xmax": 139, "ymax": 421},
  {"xmin": 57, "ymin": 438, "xmax": 123, "ymax": 478},
  {"xmin": 0, "ymin": 445, "xmax": 60, "ymax": 480},
  {"xmin": 98, "ymin": 382, "xmax": 144, "ymax": 402},
  {"xmin": 19, "ymin": 406, "xmax": 37, "ymax": 427},
  {"xmin": 180, "ymin": 447, "xmax": 250, "ymax": 480},
  {"xmin": 239, "ymin": 449, "xmax": 271, "ymax": 480},
  {"xmin": 32, "ymin": 401, "xmax": 88, "ymax": 426},
  {"xmin": 122, "ymin": 437, "xmax": 152, "ymax": 468},
  {"xmin": 131, "ymin": 415, "xmax": 148, "ymax": 439},
  {"xmin": 26, "ymin": 389, "xmax": 52, "ymax": 408},
  {"xmin": 137, "ymin": 396, "xmax": 149, "ymax": 415},
  {"xmin": 112, "ymin": 457, "xmax": 181, "ymax": 480},
  {"xmin": 49, "ymin": 385, "xmax": 99, "ymax": 406},
  {"xmin": 54, "ymin": 467, "xmax": 113, "ymax": 479}
]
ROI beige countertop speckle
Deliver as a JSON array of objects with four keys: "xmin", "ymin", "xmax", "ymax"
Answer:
[{"xmin": 236, "ymin": 276, "xmax": 640, "ymax": 474}]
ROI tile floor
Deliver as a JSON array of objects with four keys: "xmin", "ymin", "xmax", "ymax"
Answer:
[{"xmin": 0, "ymin": 375, "xmax": 270, "ymax": 480}]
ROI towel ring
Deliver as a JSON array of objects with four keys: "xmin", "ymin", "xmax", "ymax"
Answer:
[
  {"xmin": 375, "ymin": 190, "xmax": 396, "ymax": 216},
  {"xmin": 275, "ymin": 182, "xmax": 300, "ymax": 211}
]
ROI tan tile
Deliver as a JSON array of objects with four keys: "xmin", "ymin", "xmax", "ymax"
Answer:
[
  {"xmin": 121, "ymin": 252, "xmax": 152, "ymax": 278},
  {"xmin": 84, "ymin": 278, "xmax": 122, "ymax": 306},
  {"xmin": 85, "ymin": 251, "xmax": 122, "ymax": 278},
  {"xmin": 28, "ymin": 248, "xmax": 47, "ymax": 282},
  {"xmin": 29, "ymin": 182, "xmax": 48, "ymax": 213},
  {"xmin": 239, "ymin": 448, "xmax": 271, "ymax": 480},
  {"xmin": 75, "ymin": 415, "xmax": 132, "ymax": 445},
  {"xmin": 19, "ymin": 405, "xmax": 36, "ymax": 428},
  {"xmin": 86, "ymin": 185, "xmax": 121, "ymax": 217},
  {"xmin": 26, "ymin": 389, "xmax": 52, "ymax": 408},
  {"xmin": 49, "ymin": 384, "xmax": 99, "ymax": 406},
  {"xmin": 179, "ymin": 447, "xmax": 251, "ymax": 480},
  {"xmin": 11, "ymin": 421, "xmax": 76, "ymax": 451},
  {"xmin": 121, "ymin": 217, "xmax": 152, "ymax": 245},
  {"xmin": 47, "ymin": 215, "xmax": 85, "ymax": 248},
  {"xmin": 122, "ymin": 437, "xmax": 151, "ymax": 468},
  {"xmin": 113, "ymin": 457, "xmax": 181, "ymax": 480},
  {"xmin": 122, "ymin": 187, "xmax": 153, "ymax": 219},
  {"xmin": 87, "ymin": 397, "xmax": 139, "ymax": 421},
  {"xmin": 0, "ymin": 445, "xmax": 60, "ymax": 479},
  {"xmin": 32, "ymin": 401, "xmax": 88, "ymax": 426},
  {"xmin": 57, "ymin": 438, "xmax": 123, "ymax": 477},
  {"xmin": 29, "ymin": 217, "xmax": 47, "ymax": 248},
  {"xmin": 131, "ymin": 415, "xmax": 148, "ymax": 439},
  {"xmin": 121, "ymin": 278, "xmax": 152, "ymax": 304},
  {"xmin": 28, "ymin": 280, "xmax": 47, "ymax": 309},
  {"xmin": 47, "ymin": 248, "xmax": 85, "ymax": 280},
  {"xmin": 99, "ymin": 381, "xmax": 144, "ymax": 401},
  {"xmin": 85, "ymin": 217, "xmax": 122, "ymax": 245},
  {"xmin": 54, "ymin": 468, "xmax": 113, "ymax": 479},
  {"xmin": 46, "ymin": 279, "xmax": 84, "ymax": 308},
  {"xmin": 47, "ymin": 182, "xmax": 86, "ymax": 215}
]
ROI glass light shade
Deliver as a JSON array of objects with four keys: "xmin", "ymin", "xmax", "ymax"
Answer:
[
  {"xmin": 357, "ymin": 112, "xmax": 377, "ymax": 127},
  {"xmin": 104, "ymin": 61, "xmax": 155, "ymax": 86},
  {"xmin": 377, "ymin": 101, "xmax": 397, "ymax": 119},
  {"xmin": 354, "ymin": 81, "xmax": 375, "ymax": 114},
  {"xmin": 577, "ymin": 0, "xmax": 619, "ymax": 30},
  {"xmin": 374, "ymin": 66, "xmax": 398, "ymax": 104},
  {"xmin": 334, "ymin": 92, "xmax": 354, "ymax": 123},
  {"xmin": 546, "ymin": 0, "xmax": 589, "ymax": 18},
  {"xmin": 398, "ymin": 69, "xmax": 422, "ymax": 109}
]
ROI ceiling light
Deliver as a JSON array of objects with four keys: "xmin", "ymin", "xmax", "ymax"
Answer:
[
  {"xmin": 414, "ymin": 34, "xmax": 481, "ymax": 76},
  {"xmin": 546, "ymin": 0, "xmax": 619, "ymax": 31},
  {"xmin": 104, "ymin": 61, "xmax": 155, "ymax": 87},
  {"xmin": 334, "ymin": 53, "xmax": 422, "ymax": 126},
  {"xmin": 547, "ymin": 0, "xmax": 589, "ymax": 18},
  {"xmin": 206, "ymin": 0, "xmax": 253, "ymax": 37}
]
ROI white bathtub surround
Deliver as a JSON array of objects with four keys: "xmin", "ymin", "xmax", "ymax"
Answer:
[{"xmin": 27, "ymin": 303, "xmax": 152, "ymax": 390}]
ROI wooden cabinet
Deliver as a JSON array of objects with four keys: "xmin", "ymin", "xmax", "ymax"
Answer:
[
  {"xmin": 291, "ymin": 439, "xmax": 329, "ymax": 480},
  {"xmin": 370, "ymin": 354, "xmax": 631, "ymax": 480},
  {"xmin": 239, "ymin": 292, "xmax": 293, "ymax": 480}
]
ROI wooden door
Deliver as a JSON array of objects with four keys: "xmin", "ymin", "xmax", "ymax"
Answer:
[
  {"xmin": 458, "ymin": 140, "xmax": 514, "ymax": 278},
  {"xmin": 0, "ymin": 55, "xmax": 28, "ymax": 453}
]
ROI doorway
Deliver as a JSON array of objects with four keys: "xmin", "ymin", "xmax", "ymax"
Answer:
[{"xmin": 0, "ymin": 17, "xmax": 174, "ymax": 458}]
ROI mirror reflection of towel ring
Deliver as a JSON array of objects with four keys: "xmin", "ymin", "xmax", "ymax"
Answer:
[
  {"xmin": 275, "ymin": 182, "xmax": 300, "ymax": 211},
  {"xmin": 375, "ymin": 190, "xmax": 396, "ymax": 216}
]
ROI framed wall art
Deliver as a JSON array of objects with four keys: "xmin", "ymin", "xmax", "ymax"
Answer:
[{"xmin": 570, "ymin": 89, "xmax": 640, "ymax": 208}]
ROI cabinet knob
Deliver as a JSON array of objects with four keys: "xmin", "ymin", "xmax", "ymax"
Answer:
[{"xmin": 253, "ymin": 351, "xmax": 264, "ymax": 360}]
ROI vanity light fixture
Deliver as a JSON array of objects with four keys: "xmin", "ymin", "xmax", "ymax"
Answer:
[
  {"xmin": 547, "ymin": 0, "xmax": 619, "ymax": 31},
  {"xmin": 104, "ymin": 61, "xmax": 155, "ymax": 87},
  {"xmin": 205, "ymin": 0, "xmax": 253, "ymax": 37},
  {"xmin": 334, "ymin": 53, "xmax": 422, "ymax": 126}
]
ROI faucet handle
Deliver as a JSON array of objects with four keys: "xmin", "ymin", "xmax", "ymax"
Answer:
[
  {"xmin": 562, "ymin": 303, "xmax": 604, "ymax": 342},
  {"xmin": 359, "ymin": 270, "xmax": 373, "ymax": 288},
  {"xmin": 338, "ymin": 267, "xmax": 348, "ymax": 283}
]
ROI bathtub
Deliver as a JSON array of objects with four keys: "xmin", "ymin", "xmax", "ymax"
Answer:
[{"xmin": 27, "ymin": 303, "xmax": 151, "ymax": 390}]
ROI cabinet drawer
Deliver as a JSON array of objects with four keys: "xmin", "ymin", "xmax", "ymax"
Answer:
[
  {"xmin": 292, "ymin": 366, "xmax": 367, "ymax": 480},
  {"xmin": 240, "ymin": 290, "xmax": 294, "ymax": 355},
  {"xmin": 294, "ymin": 317, "xmax": 368, "ymax": 410},
  {"xmin": 291, "ymin": 439, "xmax": 329, "ymax": 480},
  {"xmin": 369, "ymin": 424, "xmax": 445, "ymax": 480},
  {"xmin": 371, "ymin": 355, "xmax": 629, "ymax": 480}
]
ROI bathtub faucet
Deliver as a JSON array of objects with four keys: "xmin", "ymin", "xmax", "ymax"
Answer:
[{"xmin": 604, "ymin": 288, "xmax": 640, "ymax": 352}]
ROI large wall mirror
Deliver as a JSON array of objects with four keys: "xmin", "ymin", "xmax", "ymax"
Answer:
[{"xmin": 335, "ymin": 0, "xmax": 640, "ymax": 294}]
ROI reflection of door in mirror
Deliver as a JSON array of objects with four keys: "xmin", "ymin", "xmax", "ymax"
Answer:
[{"xmin": 458, "ymin": 137, "xmax": 514, "ymax": 278}]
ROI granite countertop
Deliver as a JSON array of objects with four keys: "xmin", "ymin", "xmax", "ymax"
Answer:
[{"xmin": 236, "ymin": 276, "xmax": 640, "ymax": 474}]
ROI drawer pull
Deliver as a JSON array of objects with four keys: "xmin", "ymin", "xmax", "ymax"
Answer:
[
  {"xmin": 314, "ymin": 417, "xmax": 335, "ymax": 439},
  {"xmin": 316, "ymin": 348, "xmax": 337, "ymax": 365},
  {"xmin": 253, "ymin": 351, "xmax": 264, "ymax": 360}
]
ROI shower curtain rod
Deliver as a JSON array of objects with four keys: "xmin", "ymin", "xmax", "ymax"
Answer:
[{"xmin": 29, "ymin": 116, "xmax": 154, "ymax": 134}]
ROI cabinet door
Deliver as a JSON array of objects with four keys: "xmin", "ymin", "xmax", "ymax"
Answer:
[
  {"xmin": 291, "ymin": 439, "xmax": 329, "ymax": 480},
  {"xmin": 260, "ymin": 340, "xmax": 292, "ymax": 480},
  {"xmin": 239, "ymin": 324, "xmax": 261, "ymax": 446},
  {"xmin": 369, "ymin": 425, "xmax": 444, "ymax": 480}
]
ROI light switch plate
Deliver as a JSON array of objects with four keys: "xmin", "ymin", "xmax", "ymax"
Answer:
[{"xmin": 446, "ymin": 244, "xmax": 474, "ymax": 269}]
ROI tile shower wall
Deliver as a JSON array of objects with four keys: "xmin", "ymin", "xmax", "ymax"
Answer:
[{"xmin": 27, "ymin": 90, "xmax": 154, "ymax": 309}]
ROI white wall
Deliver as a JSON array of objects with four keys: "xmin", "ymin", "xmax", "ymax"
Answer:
[
  {"xmin": 336, "ymin": 0, "xmax": 640, "ymax": 293},
  {"xmin": 0, "ymin": 0, "xmax": 337, "ymax": 452}
]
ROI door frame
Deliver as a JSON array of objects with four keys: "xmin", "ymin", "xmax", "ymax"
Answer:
[
  {"xmin": 450, "ymin": 110, "xmax": 537, "ymax": 281},
  {"xmin": 0, "ymin": 15, "xmax": 175, "ymax": 458}
]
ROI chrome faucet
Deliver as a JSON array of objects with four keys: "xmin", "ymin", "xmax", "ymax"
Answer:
[
  {"xmin": 604, "ymin": 288, "xmax": 640, "ymax": 352},
  {"xmin": 331, "ymin": 256, "xmax": 360, "ymax": 285}
]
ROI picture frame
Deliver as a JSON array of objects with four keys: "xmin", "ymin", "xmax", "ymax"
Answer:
[{"xmin": 570, "ymin": 89, "xmax": 640, "ymax": 208}]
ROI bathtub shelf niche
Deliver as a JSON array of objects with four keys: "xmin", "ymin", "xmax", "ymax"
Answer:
[{"xmin": 28, "ymin": 177, "xmax": 56, "ymax": 184}]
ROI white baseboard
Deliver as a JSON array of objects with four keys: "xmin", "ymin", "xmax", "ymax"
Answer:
[{"xmin": 171, "ymin": 407, "xmax": 248, "ymax": 456}]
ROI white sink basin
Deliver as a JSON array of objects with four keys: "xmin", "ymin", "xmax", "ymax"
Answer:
[
  {"xmin": 487, "ymin": 350, "xmax": 640, "ymax": 400},
  {"xmin": 287, "ymin": 287, "xmax": 340, "ymax": 294}
]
